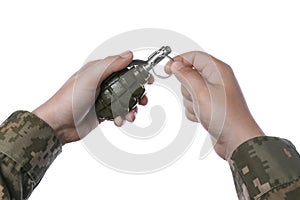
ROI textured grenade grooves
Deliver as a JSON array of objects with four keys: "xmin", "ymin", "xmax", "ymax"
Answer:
[{"xmin": 95, "ymin": 61, "xmax": 150, "ymax": 120}]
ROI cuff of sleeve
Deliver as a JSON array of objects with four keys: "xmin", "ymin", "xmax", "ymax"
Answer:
[
  {"xmin": 229, "ymin": 136, "xmax": 300, "ymax": 199},
  {"xmin": 0, "ymin": 111, "xmax": 62, "ymax": 184}
]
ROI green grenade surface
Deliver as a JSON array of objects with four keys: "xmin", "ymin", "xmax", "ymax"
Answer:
[{"xmin": 95, "ymin": 60, "xmax": 150, "ymax": 120}]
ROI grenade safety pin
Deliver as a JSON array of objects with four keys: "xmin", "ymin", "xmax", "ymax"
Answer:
[{"xmin": 95, "ymin": 46, "xmax": 173, "ymax": 120}]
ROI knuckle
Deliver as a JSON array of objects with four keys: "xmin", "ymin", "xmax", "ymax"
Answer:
[
  {"xmin": 185, "ymin": 110, "xmax": 198, "ymax": 122},
  {"xmin": 104, "ymin": 55, "xmax": 121, "ymax": 64},
  {"xmin": 222, "ymin": 64, "xmax": 233, "ymax": 73},
  {"xmin": 86, "ymin": 59, "xmax": 103, "ymax": 66}
]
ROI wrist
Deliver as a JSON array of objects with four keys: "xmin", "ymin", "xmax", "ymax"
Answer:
[
  {"xmin": 225, "ymin": 125, "xmax": 265, "ymax": 159},
  {"xmin": 32, "ymin": 102, "xmax": 65, "ymax": 144}
]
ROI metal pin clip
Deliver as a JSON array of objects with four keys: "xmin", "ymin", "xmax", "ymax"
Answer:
[{"xmin": 145, "ymin": 46, "xmax": 173, "ymax": 71}]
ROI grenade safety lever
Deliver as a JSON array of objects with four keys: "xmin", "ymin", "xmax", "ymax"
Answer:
[{"xmin": 95, "ymin": 46, "xmax": 172, "ymax": 120}]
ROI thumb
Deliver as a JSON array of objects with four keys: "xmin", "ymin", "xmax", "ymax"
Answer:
[
  {"xmin": 99, "ymin": 51, "xmax": 133, "ymax": 83},
  {"xmin": 74, "ymin": 51, "xmax": 133, "ymax": 99},
  {"xmin": 170, "ymin": 61, "xmax": 208, "ymax": 98}
]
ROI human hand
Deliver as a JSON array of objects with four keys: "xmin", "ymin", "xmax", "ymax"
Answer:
[
  {"xmin": 165, "ymin": 51, "xmax": 264, "ymax": 159},
  {"xmin": 33, "ymin": 51, "xmax": 153, "ymax": 145}
]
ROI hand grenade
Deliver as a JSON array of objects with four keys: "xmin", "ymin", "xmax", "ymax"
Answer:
[{"xmin": 95, "ymin": 46, "xmax": 172, "ymax": 120}]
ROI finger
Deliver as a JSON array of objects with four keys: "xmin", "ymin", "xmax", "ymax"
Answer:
[
  {"xmin": 138, "ymin": 95, "xmax": 148, "ymax": 106},
  {"xmin": 165, "ymin": 54, "xmax": 187, "ymax": 74},
  {"xmin": 165, "ymin": 60, "xmax": 173, "ymax": 74},
  {"xmin": 124, "ymin": 110, "xmax": 136, "ymax": 122},
  {"xmin": 148, "ymin": 74, "xmax": 155, "ymax": 84},
  {"xmin": 98, "ymin": 118, "xmax": 105, "ymax": 124},
  {"xmin": 181, "ymin": 85, "xmax": 192, "ymax": 101},
  {"xmin": 170, "ymin": 61, "xmax": 208, "ymax": 101},
  {"xmin": 172, "ymin": 51, "xmax": 229, "ymax": 84},
  {"xmin": 124, "ymin": 106, "xmax": 138, "ymax": 122},
  {"xmin": 114, "ymin": 116, "xmax": 124, "ymax": 127},
  {"xmin": 185, "ymin": 109, "xmax": 199, "ymax": 122},
  {"xmin": 172, "ymin": 51, "xmax": 213, "ymax": 72},
  {"xmin": 183, "ymin": 98, "xmax": 195, "ymax": 115}
]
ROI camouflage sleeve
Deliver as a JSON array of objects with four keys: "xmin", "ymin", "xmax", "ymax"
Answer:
[
  {"xmin": 229, "ymin": 136, "xmax": 300, "ymax": 200},
  {"xmin": 0, "ymin": 111, "xmax": 62, "ymax": 200}
]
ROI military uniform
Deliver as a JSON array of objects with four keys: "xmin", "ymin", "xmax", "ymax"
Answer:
[
  {"xmin": 1, "ymin": 111, "xmax": 300, "ymax": 199},
  {"xmin": 230, "ymin": 136, "xmax": 300, "ymax": 199},
  {"xmin": 0, "ymin": 111, "xmax": 61, "ymax": 200}
]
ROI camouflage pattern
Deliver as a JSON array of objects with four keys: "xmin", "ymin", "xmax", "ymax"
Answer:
[
  {"xmin": 229, "ymin": 136, "xmax": 300, "ymax": 199},
  {"xmin": 1, "ymin": 112, "xmax": 300, "ymax": 200},
  {"xmin": 0, "ymin": 111, "xmax": 62, "ymax": 200}
]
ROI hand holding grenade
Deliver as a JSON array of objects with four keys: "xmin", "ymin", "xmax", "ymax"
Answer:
[{"xmin": 95, "ymin": 46, "xmax": 172, "ymax": 120}]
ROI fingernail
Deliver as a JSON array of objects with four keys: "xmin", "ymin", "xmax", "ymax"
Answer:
[
  {"xmin": 133, "ymin": 111, "xmax": 137, "ymax": 118},
  {"xmin": 164, "ymin": 65, "xmax": 171, "ymax": 74},
  {"xmin": 115, "ymin": 116, "xmax": 123, "ymax": 126},
  {"xmin": 120, "ymin": 51, "xmax": 131, "ymax": 58}
]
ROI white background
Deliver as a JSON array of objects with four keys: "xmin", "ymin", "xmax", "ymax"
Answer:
[{"xmin": 1, "ymin": 1, "xmax": 300, "ymax": 199}]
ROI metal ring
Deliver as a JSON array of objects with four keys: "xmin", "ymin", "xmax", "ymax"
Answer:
[{"xmin": 152, "ymin": 55, "xmax": 174, "ymax": 79}]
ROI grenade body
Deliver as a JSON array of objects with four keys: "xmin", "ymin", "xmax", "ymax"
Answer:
[{"xmin": 95, "ymin": 60, "xmax": 150, "ymax": 120}]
